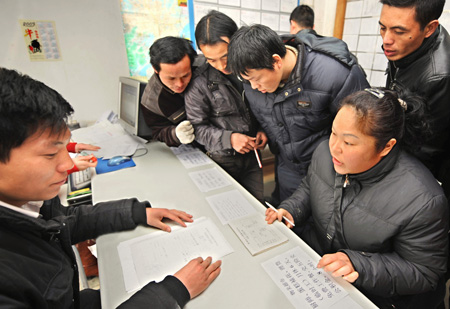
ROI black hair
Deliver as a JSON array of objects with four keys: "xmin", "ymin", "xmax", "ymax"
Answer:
[
  {"xmin": 149, "ymin": 36, "xmax": 197, "ymax": 72},
  {"xmin": 227, "ymin": 24, "xmax": 286, "ymax": 77},
  {"xmin": 0, "ymin": 68, "xmax": 74, "ymax": 163},
  {"xmin": 195, "ymin": 10, "xmax": 238, "ymax": 48},
  {"xmin": 380, "ymin": 0, "xmax": 444, "ymax": 29},
  {"xmin": 290, "ymin": 5, "xmax": 315, "ymax": 29},
  {"xmin": 339, "ymin": 87, "xmax": 430, "ymax": 153}
]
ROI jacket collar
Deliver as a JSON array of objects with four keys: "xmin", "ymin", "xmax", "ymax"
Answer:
[
  {"xmin": 341, "ymin": 144, "xmax": 401, "ymax": 185},
  {"xmin": 387, "ymin": 25, "xmax": 440, "ymax": 69}
]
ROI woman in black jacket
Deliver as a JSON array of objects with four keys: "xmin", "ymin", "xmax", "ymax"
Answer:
[{"xmin": 266, "ymin": 88, "xmax": 448, "ymax": 308}]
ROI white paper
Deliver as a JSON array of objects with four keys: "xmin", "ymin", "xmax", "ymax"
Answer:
[
  {"xmin": 279, "ymin": 14, "xmax": 291, "ymax": 32},
  {"xmin": 280, "ymin": 0, "xmax": 297, "ymax": 13},
  {"xmin": 170, "ymin": 144, "xmax": 198, "ymax": 155},
  {"xmin": 241, "ymin": 0, "xmax": 261, "ymax": 10},
  {"xmin": 219, "ymin": 7, "xmax": 241, "ymax": 27},
  {"xmin": 262, "ymin": 0, "xmax": 280, "ymax": 12},
  {"xmin": 70, "ymin": 121, "xmax": 146, "ymax": 159},
  {"xmin": 219, "ymin": 0, "xmax": 240, "ymax": 6},
  {"xmin": 240, "ymin": 10, "xmax": 261, "ymax": 26},
  {"xmin": 262, "ymin": 247, "xmax": 348, "ymax": 308},
  {"xmin": 262, "ymin": 12, "xmax": 280, "ymax": 31},
  {"xmin": 206, "ymin": 189, "xmax": 257, "ymax": 224},
  {"xmin": 229, "ymin": 213, "xmax": 288, "ymax": 255},
  {"xmin": 188, "ymin": 167, "xmax": 232, "ymax": 192},
  {"xmin": 176, "ymin": 151, "xmax": 213, "ymax": 168},
  {"xmin": 118, "ymin": 217, "xmax": 234, "ymax": 292}
]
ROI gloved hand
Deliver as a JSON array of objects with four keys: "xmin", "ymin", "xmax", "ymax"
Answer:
[{"xmin": 175, "ymin": 120, "xmax": 195, "ymax": 144}]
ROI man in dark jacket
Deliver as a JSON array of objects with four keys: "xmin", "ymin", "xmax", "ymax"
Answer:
[
  {"xmin": 379, "ymin": 0, "xmax": 450, "ymax": 197},
  {"xmin": 0, "ymin": 68, "xmax": 221, "ymax": 308},
  {"xmin": 140, "ymin": 36, "xmax": 201, "ymax": 147},
  {"xmin": 227, "ymin": 24, "xmax": 369, "ymax": 202}
]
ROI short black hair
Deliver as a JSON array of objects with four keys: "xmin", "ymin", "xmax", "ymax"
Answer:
[
  {"xmin": 290, "ymin": 5, "xmax": 315, "ymax": 29},
  {"xmin": 195, "ymin": 10, "xmax": 238, "ymax": 48},
  {"xmin": 0, "ymin": 68, "xmax": 74, "ymax": 163},
  {"xmin": 380, "ymin": 0, "xmax": 444, "ymax": 29},
  {"xmin": 340, "ymin": 88, "xmax": 430, "ymax": 153},
  {"xmin": 149, "ymin": 36, "xmax": 197, "ymax": 72},
  {"xmin": 227, "ymin": 24, "xmax": 286, "ymax": 77}
]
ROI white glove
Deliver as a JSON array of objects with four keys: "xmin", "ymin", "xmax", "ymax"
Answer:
[{"xmin": 175, "ymin": 120, "xmax": 195, "ymax": 144}]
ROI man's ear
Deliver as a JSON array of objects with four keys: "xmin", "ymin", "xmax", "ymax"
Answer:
[
  {"xmin": 152, "ymin": 66, "xmax": 159, "ymax": 75},
  {"xmin": 272, "ymin": 54, "xmax": 283, "ymax": 70},
  {"xmin": 424, "ymin": 20, "xmax": 439, "ymax": 38},
  {"xmin": 379, "ymin": 138, "xmax": 397, "ymax": 157},
  {"xmin": 290, "ymin": 21, "xmax": 298, "ymax": 34}
]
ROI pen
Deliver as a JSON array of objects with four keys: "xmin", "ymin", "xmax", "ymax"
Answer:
[
  {"xmin": 254, "ymin": 149, "xmax": 262, "ymax": 168},
  {"xmin": 265, "ymin": 201, "xmax": 295, "ymax": 227}
]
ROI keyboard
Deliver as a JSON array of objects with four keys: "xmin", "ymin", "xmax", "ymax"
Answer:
[{"xmin": 69, "ymin": 169, "xmax": 92, "ymax": 191}]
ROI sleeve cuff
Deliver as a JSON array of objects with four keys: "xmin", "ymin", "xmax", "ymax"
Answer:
[
  {"xmin": 160, "ymin": 275, "xmax": 191, "ymax": 307},
  {"xmin": 132, "ymin": 200, "xmax": 151, "ymax": 225},
  {"xmin": 67, "ymin": 142, "xmax": 77, "ymax": 153}
]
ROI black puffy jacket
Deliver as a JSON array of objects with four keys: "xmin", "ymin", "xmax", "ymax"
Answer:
[
  {"xmin": 185, "ymin": 63, "xmax": 258, "ymax": 155},
  {"xmin": 281, "ymin": 141, "xmax": 448, "ymax": 307},
  {"xmin": 386, "ymin": 25, "xmax": 450, "ymax": 180},
  {"xmin": 0, "ymin": 197, "xmax": 190, "ymax": 308},
  {"xmin": 244, "ymin": 35, "xmax": 369, "ymax": 176}
]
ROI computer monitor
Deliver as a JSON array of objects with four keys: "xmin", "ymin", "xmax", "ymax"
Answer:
[{"xmin": 118, "ymin": 76, "xmax": 152, "ymax": 139}]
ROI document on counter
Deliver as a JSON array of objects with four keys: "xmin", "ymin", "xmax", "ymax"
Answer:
[
  {"xmin": 229, "ymin": 213, "xmax": 288, "ymax": 256},
  {"xmin": 188, "ymin": 167, "xmax": 232, "ymax": 192},
  {"xmin": 71, "ymin": 121, "xmax": 146, "ymax": 159},
  {"xmin": 170, "ymin": 144, "xmax": 197, "ymax": 155},
  {"xmin": 118, "ymin": 217, "xmax": 234, "ymax": 293},
  {"xmin": 175, "ymin": 150, "xmax": 213, "ymax": 169},
  {"xmin": 261, "ymin": 247, "xmax": 349, "ymax": 309},
  {"xmin": 206, "ymin": 189, "xmax": 257, "ymax": 225}
]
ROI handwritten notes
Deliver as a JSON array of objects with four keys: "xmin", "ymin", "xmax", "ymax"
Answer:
[
  {"xmin": 206, "ymin": 190, "xmax": 257, "ymax": 225},
  {"xmin": 118, "ymin": 217, "xmax": 233, "ymax": 292},
  {"xmin": 262, "ymin": 247, "xmax": 348, "ymax": 308},
  {"xmin": 229, "ymin": 213, "xmax": 288, "ymax": 255},
  {"xmin": 188, "ymin": 168, "xmax": 231, "ymax": 192}
]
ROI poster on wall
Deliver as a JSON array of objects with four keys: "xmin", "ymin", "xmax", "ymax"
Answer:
[
  {"xmin": 19, "ymin": 20, "xmax": 61, "ymax": 61},
  {"xmin": 120, "ymin": 0, "xmax": 190, "ymax": 77}
]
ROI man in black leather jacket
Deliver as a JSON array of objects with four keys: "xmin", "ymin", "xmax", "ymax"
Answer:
[
  {"xmin": 379, "ymin": 0, "xmax": 450, "ymax": 197},
  {"xmin": 0, "ymin": 68, "xmax": 221, "ymax": 308}
]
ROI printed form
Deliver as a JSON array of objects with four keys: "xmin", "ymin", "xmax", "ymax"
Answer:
[
  {"xmin": 188, "ymin": 167, "xmax": 232, "ymax": 192},
  {"xmin": 262, "ymin": 247, "xmax": 350, "ymax": 308},
  {"xmin": 118, "ymin": 217, "xmax": 234, "ymax": 292}
]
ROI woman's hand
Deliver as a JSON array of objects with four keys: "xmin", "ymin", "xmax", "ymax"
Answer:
[
  {"xmin": 145, "ymin": 208, "xmax": 194, "ymax": 232},
  {"xmin": 317, "ymin": 252, "xmax": 359, "ymax": 283},
  {"xmin": 265, "ymin": 207, "xmax": 295, "ymax": 228}
]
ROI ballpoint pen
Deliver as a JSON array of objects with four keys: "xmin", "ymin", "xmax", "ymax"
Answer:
[
  {"xmin": 254, "ymin": 149, "xmax": 262, "ymax": 168},
  {"xmin": 265, "ymin": 201, "xmax": 296, "ymax": 227}
]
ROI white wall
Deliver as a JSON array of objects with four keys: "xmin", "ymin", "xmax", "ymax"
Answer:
[{"xmin": 0, "ymin": 0, "xmax": 130, "ymax": 126}]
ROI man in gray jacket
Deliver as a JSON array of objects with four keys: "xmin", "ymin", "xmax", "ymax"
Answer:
[{"xmin": 227, "ymin": 24, "xmax": 368, "ymax": 202}]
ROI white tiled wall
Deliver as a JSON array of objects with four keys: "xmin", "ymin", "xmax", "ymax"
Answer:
[{"xmin": 343, "ymin": 0, "xmax": 450, "ymax": 87}]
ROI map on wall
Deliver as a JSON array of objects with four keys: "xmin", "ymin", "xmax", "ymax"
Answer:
[{"xmin": 120, "ymin": 0, "xmax": 190, "ymax": 77}]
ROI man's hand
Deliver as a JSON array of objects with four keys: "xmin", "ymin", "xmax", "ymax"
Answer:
[
  {"xmin": 174, "ymin": 257, "xmax": 222, "ymax": 299},
  {"xmin": 265, "ymin": 207, "xmax": 295, "ymax": 228},
  {"xmin": 145, "ymin": 208, "xmax": 193, "ymax": 232},
  {"xmin": 175, "ymin": 120, "xmax": 195, "ymax": 144},
  {"xmin": 255, "ymin": 131, "xmax": 268, "ymax": 150},
  {"xmin": 75, "ymin": 143, "xmax": 101, "ymax": 153},
  {"xmin": 72, "ymin": 155, "xmax": 97, "ymax": 171},
  {"xmin": 317, "ymin": 252, "xmax": 359, "ymax": 283},
  {"xmin": 231, "ymin": 133, "xmax": 256, "ymax": 154}
]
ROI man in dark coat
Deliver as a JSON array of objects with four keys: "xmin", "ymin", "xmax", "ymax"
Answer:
[
  {"xmin": 0, "ymin": 67, "xmax": 221, "ymax": 308},
  {"xmin": 379, "ymin": 0, "xmax": 450, "ymax": 197}
]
